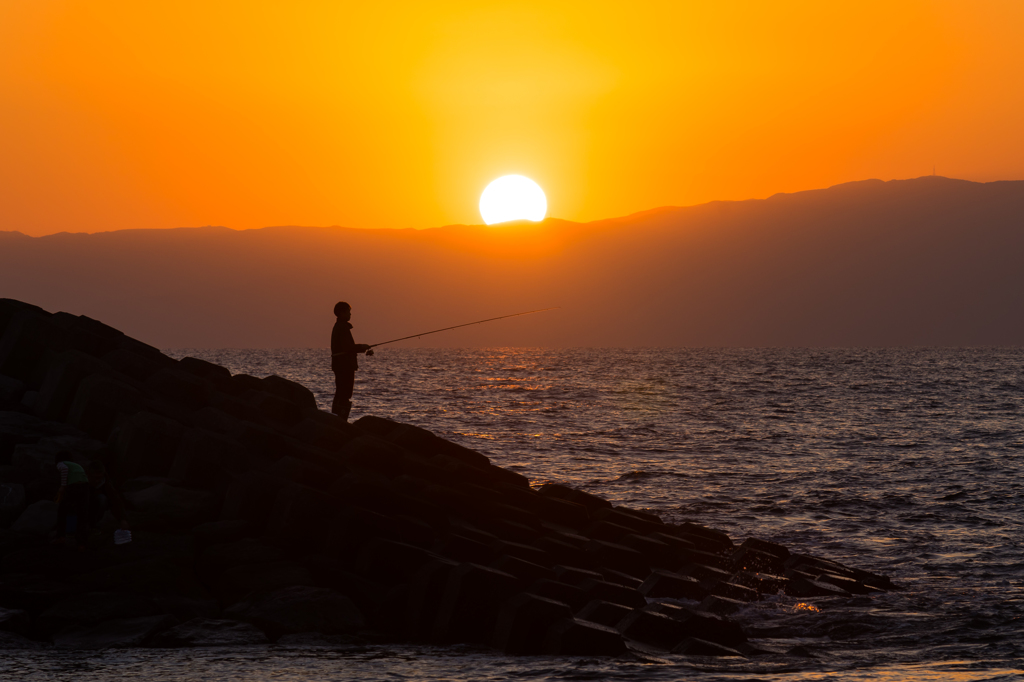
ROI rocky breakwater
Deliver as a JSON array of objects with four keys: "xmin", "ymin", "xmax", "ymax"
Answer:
[{"xmin": 0, "ymin": 297, "xmax": 897, "ymax": 655}]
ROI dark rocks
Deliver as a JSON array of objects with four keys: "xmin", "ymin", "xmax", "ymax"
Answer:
[
  {"xmin": 123, "ymin": 481, "xmax": 217, "ymax": 531},
  {"xmin": 0, "ymin": 630, "xmax": 47, "ymax": 649},
  {"xmin": 492, "ymin": 592, "xmax": 573, "ymax": 654},
  {"xmin": 673, "ymin": 637, "xmax": 744, "ymax": 657},
  {"xmin": 544, "ymin": 617, "xmax": 626, "ymax": 656},
  {"xmin": 10, "ymin": 499, "xmax": 57, "ymax": 536},
  {"xmin": 53, "ymin": 614, "xmax": 176, "ymax": 649},
  {"xmin": 150, "ymin": 617, "xmax": 269, "ymax": 647},
  {"xmin": 640, "ymin": 569, "xmax": 706, "ymax": 601},
  {"xmin": 0, "ymin": 298, "xmax": 898, "ymax": 656},
  {"xmin": 432, "ymin": 563, "xmax": 520, "ymax": 643},
  {"xmin": 225, "ymin": 586, "xmax": 365, "ymax": 640},
  {"xmin": 35, "ymin": 592, "xmax": 163, "ymax": 637}
]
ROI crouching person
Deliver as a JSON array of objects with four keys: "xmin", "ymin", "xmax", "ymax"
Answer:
[{"xmin": 54, "ymin": 457, "xmax": 128, "ymax": 549}]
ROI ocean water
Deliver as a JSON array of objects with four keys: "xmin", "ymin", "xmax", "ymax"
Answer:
[{"xmin": 6, "ymin": 348, "xmax": 1022, "ymax": 681}]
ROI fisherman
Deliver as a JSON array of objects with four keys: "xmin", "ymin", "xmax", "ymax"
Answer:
[
  {"xmin": 331, "ymin": 301, "xmax": 373, "ymax": 420},
  {"xmin": 54, "ymin": 457, "xmax": 128, "ymax": 549}
]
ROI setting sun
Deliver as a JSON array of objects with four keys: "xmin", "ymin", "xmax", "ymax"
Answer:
[{"xmin": 479, "ymin": 175, "xmax": 548, "ymax": 225}]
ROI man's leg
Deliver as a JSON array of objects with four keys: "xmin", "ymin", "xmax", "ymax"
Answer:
[{"xmin": 333, "ymin": 370, "xmax": 355, "ymax": 420}]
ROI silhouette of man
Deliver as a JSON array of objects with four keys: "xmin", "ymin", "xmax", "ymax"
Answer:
[{"xmin": 331, "ymin": 301, "xmax": 372, "ymax": 420}]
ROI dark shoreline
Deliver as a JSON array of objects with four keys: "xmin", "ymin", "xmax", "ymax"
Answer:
[{"xmin": 1, "ymin": 297, "xmax": 894, "ymax": 655}]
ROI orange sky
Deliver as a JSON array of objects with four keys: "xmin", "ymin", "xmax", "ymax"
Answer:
[{"xmin": 3, "ymin": 1, "xmax": 1023, "ymax": 237}]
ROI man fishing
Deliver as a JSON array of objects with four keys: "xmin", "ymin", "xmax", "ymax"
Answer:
[
  {"xmin": 331, "ymin": 301, "xmax": 373, "ymax": 420},
  {"xmin": 330, "ymin": 305, "xmax": 556, "ymax": 419}
]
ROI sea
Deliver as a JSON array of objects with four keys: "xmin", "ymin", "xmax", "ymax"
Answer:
[{"xmin": 6, "ymin": 347, "xmax": 1022, "ymax": 681}]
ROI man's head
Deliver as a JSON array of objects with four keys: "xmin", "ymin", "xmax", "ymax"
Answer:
[
  {"xmin": 334, "ymin": 301, "xmax": 351, "ymax": 319},
  {"xmin": 85, "ymin": 461, "xmax": 107, "ymax": 487}
]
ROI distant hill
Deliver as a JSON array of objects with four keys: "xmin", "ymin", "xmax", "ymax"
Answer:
[{"xmin": 2, "ymin": 176, "xmax": 1023, "ymax": 347}]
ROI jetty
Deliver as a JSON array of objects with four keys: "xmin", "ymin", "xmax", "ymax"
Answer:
[{"xmin": 0, "ymin": 298, "xmax": 895, "ymax": 654}]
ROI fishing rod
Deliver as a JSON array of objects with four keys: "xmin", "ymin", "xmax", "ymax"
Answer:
[{"xmin": 367, "ymin": 307, "xmax": 559, "ymax": 349}]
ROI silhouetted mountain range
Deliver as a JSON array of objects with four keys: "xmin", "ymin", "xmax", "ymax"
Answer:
[{"xmin": 2, "ymin": 176, "xmax": 1022, "ymax": 347}]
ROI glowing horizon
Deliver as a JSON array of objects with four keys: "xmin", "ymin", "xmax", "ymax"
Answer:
[{"xmin": 2, "ymin": 1, "xmax": 1023, "ymax": 236}]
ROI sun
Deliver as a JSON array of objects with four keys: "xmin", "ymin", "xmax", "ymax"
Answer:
[{"xmin": 479, "ymin": 175, "xmax": 547, "ymax": 225}]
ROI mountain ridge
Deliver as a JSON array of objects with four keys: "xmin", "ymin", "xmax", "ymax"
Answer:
[
  {"xmin": 6, "ymin": 176, "xmax": 1019, "ymax": 240},
  {"xmin": 2, "ymin": 176, "xmax": 1022, "ymax": 348}
]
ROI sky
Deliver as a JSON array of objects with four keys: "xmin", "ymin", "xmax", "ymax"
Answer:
[{"xmin": 3, "ymin": 1, "xmax": 1023, "ymax": 237}]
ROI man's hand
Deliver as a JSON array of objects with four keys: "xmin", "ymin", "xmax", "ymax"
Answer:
[
  {"xmin": 365, "ymin": 349, "xmax": 374, "ymax": 357},
  {"xmin": 356, "ymin": 344, "xmax": 371, "ymax": 353}
]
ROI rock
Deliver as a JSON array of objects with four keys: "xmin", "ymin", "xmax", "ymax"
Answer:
[
  {"xmin": 698, "ymin": 595, "xmax": 747, "ymax": 616},
  {"xmin": 0, "ymin": 482, "xmax": 26, "ymax": 525},
  {"xmin": 639, "ymin": 569, "xmax": 706, "ymax": 602},
  {"xmin": 191, "ymin": 520, "xmax": 252, "ymax": 551},
  {"xmin": 72, "ymin": 557, "xmax": 205, "ymax": 598},
  {"xmin": 0, "ymin": 313, "xmax": 60, "ymax": 384},
  {"xmin": 250, "ymin": 392, "xmax": 305, "ymax": 428},
  {"xmin": 492, "ymin": 592, "xmax": 573, "ymax": 654},
  {"xmin": 593, "ymin": 508, "xmax": 663, "ymax": 537},
  {"xmin": 275, "ymin": 632, "xmax": 364, "ymax": 648},
  {"xmin": 584, "ymin": 539, "xmax": 650, "ymax": 579},
  {"xmin": 0, "ymin": 631, "xmax": 47, "ymax": 649},
  {"xmin": 543, "ymin": 617, "xmax": 626, "ymax": 656},
  {"xmin": 598, "ymin": 568, "xmax": 643, "ymax": 589},
  {"xmin": 11, "ymin": 500, "xmax": 57, "ymax": 536},
  {"xmin": 672, "ymin": 637, "xmax": 745, "ymax": 657},
  {"xmin": 575, "ymin": 599, "xmax": 634, "ymax": 628},
  {"xmin": 527, "ymin": 579, "xmax": 589, "ymax": 611},
  {"xmin": 53, "ymin": 614, "xmax": 176, "ymax": 649},
  {"xmin": 112, "ymin": 412, "xmax": 186, "ymax": 479},
  {"xmin": 123, "ymin": 481, "xmax": 217, "ymax": 531},
  {"xmin": 490, "ymin": 554, "xmax": 554, "ymax": 583},
  {"xmin": 35, "ymin": 592, "xmax": 163, "ymax": 637},
  {"xmin": 645, "ymin": 603, "xmax": 747, "ymax": 647},
  {"xmin": 537, "ymin": 483, "xmax": 612, "ymax": 513},
  {"xmin": 817, "ymin": 571, "xmax": 875, "ymax": 595},
  {"xmin": 216, "ymin": 562, "xmax": 314, "ymax": 605},
  {"xmin": 221, "ymin": 471, "xmax": 286, "ymax": 530},
  {"xmin": 432, "ymin": 563, "xmax": 520, "ymax": 643},
  {"xmin": 0, "ymin": 375, "xmax": 25, "ymax": 404},
  {"xmin": 149, "ymin": 596, "xmax": 220, "ymax": 622},
  {"xmin": 149, "ymin": 617, "xmax": 269, "ymax": 647},
  {"xmin": 261, "ymin": 375, "xmax": 317, "ymax": 411},
  {"xmin": 705, "ymin": 580, "xmax": 759, "ymax": 603},
  {"xmin": 171, "ymin": 428, "xmax": 248, "ymax": 492},
  {"xmin": 673, "ymin": 522, "xmax": 734, "ymax": 555},
  {"xmin": 678, "ymin": 562, "xmax": 732, "ymax": 583},
  {"xmin": 177, "ymin": 357, "xmax": 232, "ymax": 385},
  {"xmin": 225, "ymin": 586, "xmax": 365, "ymax": 640},
  {"xmin": 731, "ymin": 546, "xmax": 787, "ymax": 575},
  {"xmin": 578, "ymin": 578, "xmax": 646, "ymax": 609},
  {"xmin": 0, "ymin": 577, "xmax": 75, "ymax": 611},
  {"xmin": 33, "ymin": 350, "xmax": 110, "ymax": 423},
  {"xmin": 738, "ymin": 537, "xmax": 790, "ymax": 561},
  {"xmin": 729, "ymin": 570, "xmax": 788, "ymax": 596},
  {"xmin": 20, "ymin": 390, "xmax": 38, "ymax": 412},
  {"xmin": 147, "ymin": 368, "xmax": 212, "ymax": 411},
  {"xmin": 0, "ymin": 606, "xmax": 30, "ymax": 634},
  {"xmin": 617, "ymin": 609, "xmax": 689, "ymax": 650},
  {"xmin": 198, "ymin": 538, "xmax": 282, "ymax": 578},
  {"xmin": 103, "ymin": 347, "xmax": 171, "ymax": 383},
  {"xmin": 356, "ymin": 539, "xmax": 442, "ymax": 583},
  {"xmin": 67, "ymin": 374, "xmax": 145, "ymax": 440},
  {"xmin": 404, "ymin": 559, "xmax": 458, "ymax": 639},
  {"xmin": 785, "ymin": 576, "xmax": 852, "ymax": 598},
  {"xmin": 266, "ymin": 483, "xmax": 339, "ymax": 550}
]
